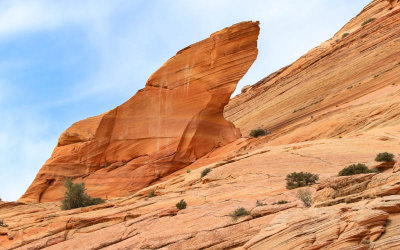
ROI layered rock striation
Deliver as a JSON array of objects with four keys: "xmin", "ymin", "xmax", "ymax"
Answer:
[
  {"xmin": 5, "ymin": 0, "xmax": 400, "ymax": 249},
  {"xmin": 20, "ymin": 21, "xmax": 260, "ymax": 202},
  {"xmin": 225, "ymin": 0, "xmax": 400, "ymax": 144},
  {"xmin": 1, "ymin": 134, "xmax": 399, "ymax": 249}
]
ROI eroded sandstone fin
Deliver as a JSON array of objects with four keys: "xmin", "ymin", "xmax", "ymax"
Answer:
[{"xmin": 19, "ymin": 21, "xmax": 260, "ymax": 203}]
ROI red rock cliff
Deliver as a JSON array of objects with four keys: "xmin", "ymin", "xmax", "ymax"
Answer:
[{"xmin": 20, "ymin": 21, "xmax": 260, "ymax": 203}]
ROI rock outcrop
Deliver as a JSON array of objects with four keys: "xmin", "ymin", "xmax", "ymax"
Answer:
[
  {"xmin": 225, "ymin": 0, "xmax": 400, "ymax": 144},
  {"xmin": 244, "ymin": 170, "xmax": 400, "ymax": 249},
  {"xmin": 244, "ymin": 199, "xmax": 394, "ymax": 249},
  {"xmin": 4, "ymin": 0, "xmax": 400, "ymax": 249},
  {"xmin": 19, "ymin": 21, "xmax": 260, "ymax": 203},
  {"xmin": 1, "ymin": 134, "xmax": 399, "ymax": 249}
]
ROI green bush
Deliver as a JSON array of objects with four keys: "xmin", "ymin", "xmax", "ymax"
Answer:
[
  {"xmin": 147, "ymin": 190, "xmax": 156, "ymax": 198},
  {"xmin": 342, "ymin": 32, "xmax": 349, "ymax": 38},
  {"xmin": 61, "ymin": 179, "xmax": 105, "ymax": 210},
  {"xmin": 186, "ymin": 169, "xmax": 191, "ymax": 173},
  {"xmin": 362, "ymin": 239, "xmax": 370, "ymax": 245},
  {"xmin": 176, "ymin": 199, "xmax": 187, "ymax": 210},
  {"xmin": 201, "ymin": 168, "xmax": 211, "ymax": 178},
  {"xmin": 286, "ymin": 172, "xmax": 319, "ymax": 189},
  {"xmin": 338, "ymin": 163, "xmax": 378, "ymax": 176},
  {"xmin": 297, "ymin": 189, "xmax": 312, "ymax": 207},
  {"xmin": 375, "ymin": 152, "xmax": 394, "ymax": 162},
  {"xmin": 0, "ymin": 219, "xmax": 7, "ymax": 227},
  {"xmin": 230, "ymin": 207, "xmax": 250, "ymax": 220},
  {"xmin": 90, "ymin": 198, "xmax": 105, "ymax": 204},
  {"xmin": 362, "ymin": 18, "xmax": 376, "ymax": 26},
  {"xmin": 249, "ymin": 128, "xmax": 267, "ymax": 138},
  {"xmin": 274, "ymin": 200, "xmax": 289, "ymax": 205}
]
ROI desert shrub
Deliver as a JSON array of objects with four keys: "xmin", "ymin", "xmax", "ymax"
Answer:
[
  {"xmin": 249, "ymin": 128, "xmax": 266, "ymax": 138},
  {"xmin": 274, "ymin": 200, "xmax": 289, "ymax": 205},
  {"xmin": 147, "ymin": 190, "xmax": 156, "ymax": 198},
  {"xmin": 61, "ymin": 179, "xmax": 105, "ymax": 210},
  {"xmin": 375, "ymin": 152, "xmax": 394, "ymax": 162},
  {"xmin": 90, "ymin": 198, "xmax": 105, "ymax": 204},
  {"xmin": 342, "ymin": 32, "xmax": 349, "ymax": 38},
  {"xmin": 201, "ymin": 168, "xmax": 211, "ymax": 178},
  {"xmin": 186, "ymin": 169, "xmax": 191, "ymax": 173},
  {"xmin": 362, "ymin": 18, "xmax": 376, "ymax": 26},
  {"xmin": 176, "ymin": 199, "xmax": 187, "ymax": 210},
  {"xmin": 338, "ymin": 163, "xmax": 378, "ymax": 176},
  {"xmin": 297, "ymin": 189, "xmax": 312, "ymax": 207},
  {"xmin": 0, "ymin": 219, "xmax": 7, "ymax": 227},
  {"xmin": 286, "ymin": 172, "xmax": 319, "ymax": 189},
  {"xmin": 362, "ymin": 239, "xmax": 370, "ymax": 245},
  {"xmin": 230, "ymin": 207, "xmax": 250, "ymax": 220}
]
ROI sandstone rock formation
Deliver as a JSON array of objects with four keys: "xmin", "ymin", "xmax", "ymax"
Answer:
[
  {"xmin": 244, "ymin": 199, "xmax": 395, "ymax": 249},
  {"xmin": 225, "ymin": 0, "xmax": 400, "ymax": 144},
  {"xmin": 3, "ymin": 0, "xmax": 400, "ymax": 249},
  {"xmin": 393, "ymin": 162, "xmax": 400, "ymax": 173},
  {"xmin": 19, "ymin": 21, "xmax": 260, "ymax": 203},
  {"xmin": 1, "ymin": 133, "xmax": 399, "ymax": 249},
  {"xmin": 244, "ymin": 171, "xmax": 400, "ymax": 249}
]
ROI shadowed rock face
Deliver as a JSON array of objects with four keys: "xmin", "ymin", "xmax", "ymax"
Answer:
[{"xmin": 20, "ymin": 21, "xmax": 260, "ymax": 203}]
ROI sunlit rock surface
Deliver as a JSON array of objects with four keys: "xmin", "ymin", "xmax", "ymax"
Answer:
[
  {"xmin": 225, "ymin": 0, "xmax": 400, "ymax": 144},
  {"xmin": 3, "ymin": 0, "xmax": 400, "ymax": 249},
  {"xmin": 19, "ymin": 21, "xmax": 259, "ymax": 203}
]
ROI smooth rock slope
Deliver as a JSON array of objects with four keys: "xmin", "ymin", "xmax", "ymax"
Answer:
[
  {"xmin": 1, "ymin": 135, "xmax": 399, "ymax": 249},
  {"xmin": 2, "ymin": 0, "xmax": 400, "ymax": 249},
  {"xmin": 225, "ymin": 0, "xmax": 400, "ymax": 144},
  {"xmin": 19, "ymin": 21, "xmax": 260, "ymax": 203}
]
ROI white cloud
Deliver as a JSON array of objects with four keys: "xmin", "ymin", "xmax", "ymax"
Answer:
[{"xmin": 0, "ymin": 0, "xmax": 121, "ymax": 39}]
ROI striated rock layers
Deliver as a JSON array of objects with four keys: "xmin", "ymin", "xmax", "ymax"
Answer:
[
  {"xmin": 225, "ymin": 0, "xmax": 400, "ymax": 144},
  {"xmin": 20, "ymin": 21, "xmax": 260, "ymax": 203},
  {"xmin": 2, "ymin": 1, "xmax": 400, "ymax": 249},
  {"xmin": 1, "ymin": 135, "xmax": 399, "ymax": 249}
]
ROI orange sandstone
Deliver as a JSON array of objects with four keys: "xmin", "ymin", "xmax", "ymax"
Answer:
[
  {"xmin": 20, "ymin": 21, "xmax": 260, "ymax": 203},
  {"xmin": 4, "ymin": 0, "xmax": 400, "ymax": 249},
  {"xmin": 225, "ymin": 0, "xmax": 400, "ymax": 143}
]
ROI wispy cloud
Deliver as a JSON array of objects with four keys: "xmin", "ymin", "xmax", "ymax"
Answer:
[{"xmin": 0, "ymin": 0, "xmax": 119, "ymax": 38}]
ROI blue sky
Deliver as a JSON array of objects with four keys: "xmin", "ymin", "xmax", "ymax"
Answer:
[{"xmin": 0, "ymin": 0, "xmax": 370, "ymax": 201}]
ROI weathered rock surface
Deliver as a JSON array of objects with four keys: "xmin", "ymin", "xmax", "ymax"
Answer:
[
  {"xmin": 19, "ymin": 21, "xmax": 260, "ymax": 203},
  {"xmin": 243, "ymin": 203, "xmax": 391, "ymax": 249},
  {"xmin": 244, "ymin": 171, "xmax": 400, "ymax": 250},
  {"xmin": 314, "ymin": 171, "xmax": 400, "ymax": 207},
  {"xmin": 3, "ymin": 0, "xmax": 400, "ymax": 249},
  {"xmin": 225, "ymin": 0, "xmax": 400, "ymax": 144},
  {"xmin": 1, "ymin": 134, "xmax": 399, "ymax": 249},
  {"xmin": 393, "ymin": 161, "xmax": 400, "ymax": 173}
]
